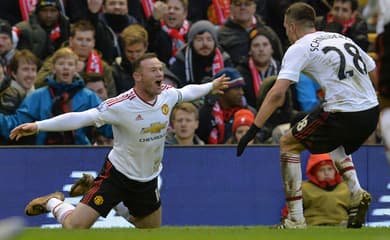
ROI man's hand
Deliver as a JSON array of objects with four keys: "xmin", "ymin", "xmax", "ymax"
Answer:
[
  {"xmin": 152, "ymin": 1, "xmax": 168, "ymax": 21},
  {"xmin": 87, "ymin": 0, "xmax": 103, "ymax": 13},
  {"xmin": 237, "ymin": 124, "xmax": 260, "ymax": 156},
  {"xmin": 9, "ymin": 123, "xmax": 38, "ymax": 141},
  {"xmin": 211, "ymin": 74, "xmax": 229, "ymax": 94}
]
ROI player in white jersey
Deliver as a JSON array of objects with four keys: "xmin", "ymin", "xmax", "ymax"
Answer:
[
  {"xmin": 9, "ymin": 53, "xmax": 229, "ymax": 229},
  {"xmin": 236, "ymin": 2, "xmax": 379, "ymax": 229}
]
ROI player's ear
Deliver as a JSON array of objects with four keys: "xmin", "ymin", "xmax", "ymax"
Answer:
[{"xmin": 133, "ymin": 71, "xmax": 141, "ymax": 82}]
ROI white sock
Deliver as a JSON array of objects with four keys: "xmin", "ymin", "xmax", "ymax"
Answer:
[
  {"xmin": 280, "ymin": 152, "xmax": 304, "ymax": 221},
  {"xmin": 47, "ymin": 198, "xmax": 75, "ymax": 224},
  {"xmin": 330, "ymin": 147, "xmax": 361, "ymax": 198},
  {"xmin": 113, "ymin": 202, "xmax": 132, "ymax": 222}
]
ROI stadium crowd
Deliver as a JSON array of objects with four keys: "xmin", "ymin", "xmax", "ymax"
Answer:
[
  {"xmin": 0, "ymin": 0, "xmax": 382, "ymax": 146},
  {"xmin": 0, "ymin": 0, "xmax": 388, "ymax": 231}
]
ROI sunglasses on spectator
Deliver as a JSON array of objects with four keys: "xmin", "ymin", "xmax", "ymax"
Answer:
[{"xmin": 232, "ymin": 0, "xmax": 254, "ymax": 7}]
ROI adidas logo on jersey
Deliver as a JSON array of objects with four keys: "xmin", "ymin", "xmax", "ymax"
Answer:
[{"xmin": 136, "ymin": 114, "xmax": 143, "ymax": 121}]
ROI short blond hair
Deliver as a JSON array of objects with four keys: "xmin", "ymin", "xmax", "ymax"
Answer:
[
  {"xmin": 121, "ymin": 24, "xmax": 148, "ymax": 47},
  {"xmin": 170, "ymin": 102, "xmax": 199, "ymax": 123},
  {"xmin": 50, "ymin": 47, "xmax": 78, "ymax": 66}
]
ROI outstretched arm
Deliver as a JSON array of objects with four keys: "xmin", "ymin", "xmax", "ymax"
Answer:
[
  {"xmin": 10, "ymin": 110, "xmax": 97, "ymax": 141},
  {"xmin": 178, "ymin": 74, "xmax": 229, "ymax": 102}
]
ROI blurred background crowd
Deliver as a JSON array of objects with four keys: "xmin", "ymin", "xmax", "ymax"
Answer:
[{"xmin": 0, "ymin": 0, "xmax": 386, "ymax": 147}]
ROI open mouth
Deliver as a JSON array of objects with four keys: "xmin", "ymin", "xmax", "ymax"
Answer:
[
  {"xmin": 155, "ymin": 80, "xmax": 162, "ymax": 87},
  {"xmin": 25, "ymin": 78, "xmax": 34, "ymax": 84},
  {"xmin": 168, "ymin": 16, "xmax": 176, "ymax": 21},
  {"xmin": 167, "ymin": 17, "xmax": 177, "ymax": 25},
  {"xmin": 61, "ymin": 73, "xmax": 71, "ymax": 80}
]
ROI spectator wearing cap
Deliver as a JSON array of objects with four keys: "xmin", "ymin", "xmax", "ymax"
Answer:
[
  {"xmin": 236, "ymin": 28, "xmax": 280, "ymax": 109},
  {"xmin": 217, "ymin": 0, "xmax": 283, "ymax": 66},
  {"xmin": 14, "ymin": 0, "xmax": 70, "ymax": 61},
  {"xmin": 281, "ymin": 153, "xmax": 350, "ymax": 226},
  {"xmin": 170, "ymin": 20, "xmax": 232, "ymax": 87},
  {"xmin": 197, "ymin": 67, "xmax": 254, "ymax": 144},
  {"xmin": 225, "ymin": 108, "xmax": 260, "ymax": 144},
  {"xmin": 0, "ymin": 19, "xmax": 16, "ymax": 67}
]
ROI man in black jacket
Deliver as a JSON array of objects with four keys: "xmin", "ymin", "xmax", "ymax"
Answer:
[
  {"xmin": 14, "ymin": 0, "xmax": 69, "ymax": 61},
  {"xmin": 218, "ymin": 0, "xmax": 283, "ymax": 66},
  {"xmin": 315, "ymin": 0, "xmax": 369, "ymax": 51}
]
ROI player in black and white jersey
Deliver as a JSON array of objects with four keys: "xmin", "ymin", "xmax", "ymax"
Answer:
[
  {"xmin": 237, "ymin": 2, "xmax": 379, "ymax": 229},
  {"xmin": 9, "ymin": 53, "xmax": 229, "ymax": 229}
]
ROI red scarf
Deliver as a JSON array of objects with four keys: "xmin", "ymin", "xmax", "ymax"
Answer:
[
  {"xmin": 184, "ymin": 47, "xmax": 225, "ymax": 83},
  {"xmin": 185, "ymin": 47, "xmax": 224, "ymax": 83},
  {"xmin": 141, "ymin": 0, "xmax": 155, "ymax": 19},
  {"xmin": 50, "ymin": 23, "xmax": 61, "ymax": 42},
  {"xmin": 326, "ymin": 13, "xmax": 356, "ymax": 34},
  {"xmin": 209, "ymin": 101, "xmax": 241, "ymax": 144},
  {"xmin": 248, "ymin": 57, "xmax": 262, "ymax": 97},
  {"xmin": 19, "ymin": 0, "xmax": 37, "ymax": 21},
  {"xmin": 161, "ymin": 19, "xmax": 190, "ymax": 59},
  {"xmin": 208, "ymin": 0, "xmax": 230, "ymax": 25},
  {"xmin": 212, "ymin": 48, "xmax": 224, "ymax": 76},
  {"xmin": 47, "ymin": 86, "xmax": 76, "ymax": 145},
  {"xmin": 86, "ymin": 50, "xmax": 103, "ymax": 74}
]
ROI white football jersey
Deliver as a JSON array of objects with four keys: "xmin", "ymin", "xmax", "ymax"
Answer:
[
  {"xmin": 87, "ymin": 84, "xmax": 182, "ymax": 182},
  {"xmin": 278, "ymin": 31, "xmax": 378, "ymax": 112}
]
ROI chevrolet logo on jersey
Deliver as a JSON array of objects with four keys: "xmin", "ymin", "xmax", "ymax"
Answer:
[{"xmin": 142, "ymin": 122, "xmax": 167, "ymax": 134}]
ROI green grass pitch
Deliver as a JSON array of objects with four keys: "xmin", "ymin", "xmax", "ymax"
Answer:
[{"xmin": 15, "ymin": 226, "xmax": 390, "ymax": 240}]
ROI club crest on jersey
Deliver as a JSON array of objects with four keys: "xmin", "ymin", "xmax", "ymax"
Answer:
[
  {"xmin": 142, "ymin": 122, "xmax": 167, "ymax": 134},
  {"xmin": 162, "ymin": 104, "xmax": 169, "ymax": 115},
  {"xmin": 94, "ymin": 195, "xmax": 104, "ymax": 205}
]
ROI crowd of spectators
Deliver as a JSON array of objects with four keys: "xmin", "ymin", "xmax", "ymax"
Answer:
[{"xmin": 0, "ymin": 0, "xmax": 380, "ymax": 146}]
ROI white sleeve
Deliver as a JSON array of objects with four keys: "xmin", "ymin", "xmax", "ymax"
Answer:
[
  {"xmin": 36, "ymin": 109, "xmax": 98, "ymax": 132},
  {"xmin": 277, "ymin": 44, "xmax": 307, "ymax": 83},
  {"xmin": 177, "ymin": 82, "xmax": 213, "ymax": 102}
]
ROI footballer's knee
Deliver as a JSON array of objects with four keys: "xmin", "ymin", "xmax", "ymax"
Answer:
[
  {"xmin": 133, "ymin": 207, "xmax": 161, "ymax": 228},
  {"xmin": 63, "ymin": 219, "xmax": 91, "ymax": 229},
  {"xmin": 62, "ymin": 215, "xmax": 94, "ymax": 229},
  {"xmin": 279, "ymin": 133, "xmax": 304, "ymax": 154}
]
